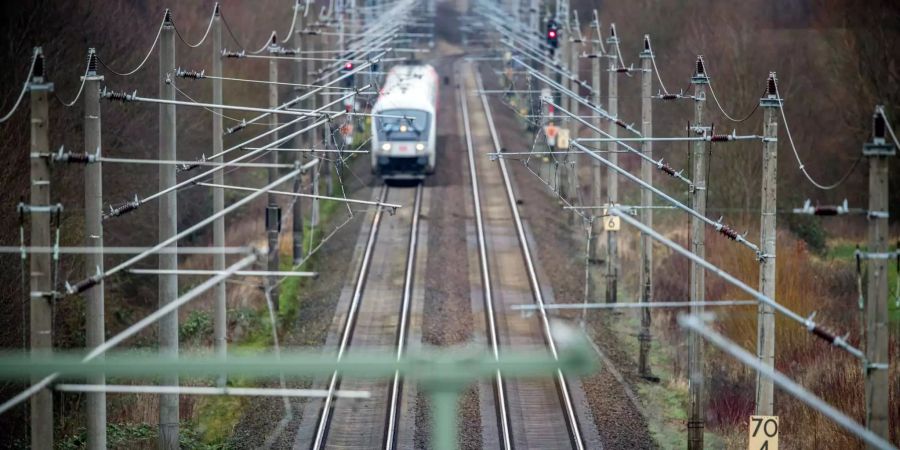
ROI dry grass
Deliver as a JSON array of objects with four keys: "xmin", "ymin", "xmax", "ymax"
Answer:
[{"xmin": 655, "ymin": 230, "xmax": 898, "ymax": 448}]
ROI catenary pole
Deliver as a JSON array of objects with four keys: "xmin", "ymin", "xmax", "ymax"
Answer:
[
  {"xmin": 267, "ymin": 33, "xmax": 282, "ymax": 309},
  {"xmin": 83, "ymin": 48, "xmax": 106, "ymax": 450},
  {"xmin": 158, "ymin": 11, "xmax": 179, "ymax": 449},
  {"xmin": 566, "ymin": 12, "xmax": 580, "ymax": 222},
  {"xmin": 211, "ymin": 4, "xmax": 227, "ymax": 388},
  {"xmin": 687, "ymin": 55, "xmax": 708, "ymax": 450},
  {"xmin": 637, "ymin": 36, "xmax": 654, "ymax": 379},
  {"xmin": 605, "ymin": 24, "xmax": 619, "ymax": 304},
  {"xmin": 864, "ymin": 105, "xmax": 892, "ymax": 445},
  {"xmin": 589, "ymin": 11, "xmax": 603, "ymax": 290},
  {"xmin": 292, "ymin": 1, "xmax": 306, "ymax": 265},
  {"xmin": 755, "ymin": 72, "xmax": 780, "ymax": 415},
  {"xmin": 310, "ymin": 31, "xmax": 321, "ymax": 232},
  {"xmin": 29, "ymin": 46, "xmax": 54, "ymax": 450}
]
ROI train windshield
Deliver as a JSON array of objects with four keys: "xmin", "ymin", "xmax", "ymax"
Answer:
[{"xmin": 376, "ymin": 109, "xmax": 430, "ymax": 141}]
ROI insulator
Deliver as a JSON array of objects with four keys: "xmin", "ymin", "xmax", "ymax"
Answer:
[
  {"xmin": 810, "ymin": 324, "xmax": 837, "ymax": 345},
  {"xmin": 102, "ymin": 89, "xmax": 130, "ymax": 102},
  {"xmin": 615, "ymin": 119, "xmax": 628, "ymax": 128},
  {"xmin": 609, "ymin": 24, "xmax": 616, "ymax": 37},
  {"xmin": 223, "ymin": 50, "xmax": 245, "ymax": 58},
  {"xmin": 695, "ymin": 56, "xmax": 705, "ymax": 76},
  {"xmin": 814, "ymin": 206, "xmax": 839, "ymax": 216},
  {"xmin": 177, "ymin": 68, "xmax": 206, "ymax": 80},
  {"xmin": 34, "ymin": 50, "xmax": 45, "ymax": 79},
  {"xmin": 105, "ymin": 198, "xmax": 139, "ymax": 219},
  {"xmin": 658, "ymin": 162, "xmax": 676, "ymax": 176},
  {"xmin": 163, "ymin": 9, "xmax": 173, "ymax": 25},
  {"xmin": 767, "ymin": 73, "xmax": 777, "ymax": 97},
  {"xmin": 660, "ymin": 94, "xmax": 678, "ymax": 100},
  {"xmin": 616, "ymin": 67, "xmax": 629, "ymax": 73},
  {"xmin": 710, "ymin": 135, "xmax": 731, "ymax": 142},
  {"xmin": 87, "ymin": 49, "xmax": 98, "ymax": 73},
  {"xmin": 66, "ymin": 276, "xmax": 100, "ymax": 295},
  {"xmin": 644, "ymin": 35, "xmax": 651, "ymax": 51},
  {"xmin": 226, "ymin": 120, "xmax": 247, "ymax": 134},
  {"xmin": 54, "ymin": 152, "xmax": 93, "ymax": 164},
  {"xmin": 718, "ymin": 224, "xmax": 739, "ymax": 240},
  {"xmin": 874, "ymin": 111, "xmax": 886, "ymax": 139},
  {"xmin": 279, "ymin": 48, "xmax": 298, "ymax": 56},
  {"xmin": 176, "ymin": 163, "xmax": 199, "ymax": 173}
]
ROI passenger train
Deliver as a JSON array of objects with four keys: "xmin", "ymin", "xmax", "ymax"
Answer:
[{"xmin": 371, "ymin": 64, "xmax": 439, "ymax": 180}]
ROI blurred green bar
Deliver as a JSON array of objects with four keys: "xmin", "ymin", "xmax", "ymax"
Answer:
[{"xmin": 0, "ymin": 343, "xmax": 597, "ymax": 382}]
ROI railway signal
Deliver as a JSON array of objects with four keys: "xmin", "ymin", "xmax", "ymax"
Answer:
[
  {"xmin": 546, "ymin": 18, "xmax": 560, "ymax": 56},
  {"xmin": 342, "ymin": 61, "xmax": 356, "ymax": 112},
  {"xmin": 342, "ymin": 61, "xmax": 355, "ymax": 88}
]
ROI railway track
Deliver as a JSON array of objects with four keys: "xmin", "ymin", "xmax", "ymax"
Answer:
[
  {"xmin": 460, "ymin": 61, "xmax": 593, "ymax": 450},
  {"xmin": 304, "ymin": 183, "xmax": 424, "ymax": 450}
]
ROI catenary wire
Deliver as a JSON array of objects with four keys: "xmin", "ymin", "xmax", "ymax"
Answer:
[{"xmin": 0, "ymin": 52, "xmax": 37, "ymax": 123}]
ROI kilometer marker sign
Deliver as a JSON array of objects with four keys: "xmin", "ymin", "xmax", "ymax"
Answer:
[{"xmin": 748, "ymin": 415, "xmax": 778, "ymax": 450}]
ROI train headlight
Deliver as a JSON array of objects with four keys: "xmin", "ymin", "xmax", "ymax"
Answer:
[
  {"xmin": 381, "ymin": 143, "xmax": 392, "ymax": 152},
  {"xmin": 415, "ymin": 143, "xmax": 425, "ymax": 152}
]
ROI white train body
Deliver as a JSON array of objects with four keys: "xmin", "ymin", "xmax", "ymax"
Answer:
[{"xmin": 371, "ymin": 64, "xmax": 439, "ymax": 180}]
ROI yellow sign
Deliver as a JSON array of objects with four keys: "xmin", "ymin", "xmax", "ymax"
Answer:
[
  {"xmin": 556, "ymin": 128, "xmax": 570, "ymax": 150},
  {"xmin": 748, "ymin": 415, "xmax": 778, "ymax": 450},
  {"xmin": 603, "ymin": 216, "xmax": 620, "ymax": 231}
]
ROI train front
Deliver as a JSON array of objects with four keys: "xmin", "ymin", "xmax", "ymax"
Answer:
[{"xmin": 371, "ymin": 72, "xmax": 437, "ymax": 180}]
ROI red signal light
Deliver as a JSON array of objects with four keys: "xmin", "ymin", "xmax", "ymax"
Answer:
[
  {"xmin": 548, "ymin": 30, "xmax": 557, "ymax": 39},
  {"xmin": 344, "ymin": 62, "xmax": 353, "ymax": 70}
]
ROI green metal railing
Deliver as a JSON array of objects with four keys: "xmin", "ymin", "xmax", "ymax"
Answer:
[{"xmin": 0, "ymin": 327, "xmax": 598, "ymax": 450}]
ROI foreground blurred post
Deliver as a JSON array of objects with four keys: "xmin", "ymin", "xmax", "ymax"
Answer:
[
  {"xmin": 755, "ymin": 72, "xmax": 780, "ymax": 416},
  {"xmin": 29, "ymin": 46, "xmax": 54, "ymax": 450},
  {"xmin": 687, "ymin": 55, "xmax": 708, "ymax": 450},
  {"xmin": 158, "ymin": 10, "xmax": 180, "ymax": 449},
  {"xmin": 83, "ymin": 48, "xmax": 107, "ymax": 450},
  {"xmin": 864, "ymin": 106, "xmax": 892, "ymax": 446}
]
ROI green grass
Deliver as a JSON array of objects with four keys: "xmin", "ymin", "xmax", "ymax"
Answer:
[
  {"xmin": 604, "ymin": 313, "xmax": 727, "ymax": 449},
  {"xmin": 826, "ymin": 241, "xmax": 900, "ymax": 322},
  {"xmin": 57, "ymin": 421, "xmax": 225, "ymax": 450},
  {"xmin": 190, "ymin": 167, "xmax": 356, "ymax": 446}
]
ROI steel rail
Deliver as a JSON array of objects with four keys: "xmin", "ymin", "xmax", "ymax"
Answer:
[
  {"xmin": 459, "ymin": 72, "xmax": 513, "ymax": 450},
  {"xmin": 475, "ymin": 67, "xmax": 586, "ymax": 450},
  {"xmin": 384, "ymin": 184, "xmax": 423, "ymax": 450},
  {"xmin": 310, "ymin": 185, "xmax": 388, "ymax": 449}
]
